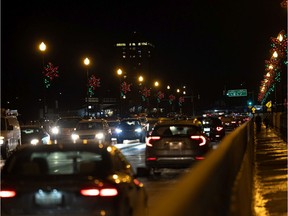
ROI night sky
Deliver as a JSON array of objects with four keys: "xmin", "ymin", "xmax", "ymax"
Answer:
[{"xmin": 2, "ymin": 0, "xmax": 287, "ymax": 119}]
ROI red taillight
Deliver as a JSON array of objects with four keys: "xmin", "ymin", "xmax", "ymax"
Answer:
[
  {"xmin": 146, "ymin": 136, "xmax": 161, "ymax": 147},
  {"xmin": 147, "ymin": 157, "xmax": 157, "ymax": 161},
  {"xmin": 216, "ymin": 126, "xmax": 223, "ymax": 131},
  {"xmin": 195, "ymin": 156, "xmax": 205, "ymax": 160},
  {"xmin": 80, "ymin": 188, "xmax": 118, "ymax": 197},
  {"xmin": 191, "ymin": 135, "xmax": 206, "ymax": 146},
  {"xmin": 0, "ymin": 190, "xmax": 16, "ymax": 198}
]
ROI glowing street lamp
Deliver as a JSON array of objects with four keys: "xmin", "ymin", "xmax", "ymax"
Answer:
[
  {"xmin": 83, "ymin": 57, "xmax": 91, "ymax": 116},
  {"xmin": 154, "ymin": 81, "xmax": 159, "ymax": 87},
  {"xmin": 39, "ymin": 42, "xmax": 47, "ymax": 118}
]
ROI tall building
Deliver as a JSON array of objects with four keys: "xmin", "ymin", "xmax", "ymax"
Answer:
[{"xmin": 115, "ymin": 31, "xmax": 155, "ymax": 80}]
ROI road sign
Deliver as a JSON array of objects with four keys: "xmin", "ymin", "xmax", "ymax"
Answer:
[
  {"xmin": 226, "ymin": 89, "xmax": 247, "ymax": 97},
  {"xmin": 266, "ymin": 101, "xmax": 272, "ymax": 108}
]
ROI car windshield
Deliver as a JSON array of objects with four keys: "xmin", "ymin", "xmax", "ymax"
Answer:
[
  {"xmin": 120, "ymin": 120, "xmax": 140, "ymax": 128},
  {"xmin": 21, "ymin": 128, "xmax": 42, "ymax": 135},
  {"xmin": 77, "ymin": 122, "xmax": 103, "ymax": 130},
  {"xmin": 57, "ymin": 118, "xmax": 81, "ymax": 128},
  {"xmin": 152, "ymin": 125, "xmax": 199, "ymax": 136},
  {"xmin": 107, "ymin": 121, "xmax": 119, "ymax": 127},
  {"xmin": 4, "ymin": 150, "xmax": 110, "ymax": 177}
]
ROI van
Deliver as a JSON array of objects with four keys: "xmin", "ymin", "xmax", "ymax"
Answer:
[{"xmin": 0, "ymin": 110, "xmax": 21, "ymax": 159}]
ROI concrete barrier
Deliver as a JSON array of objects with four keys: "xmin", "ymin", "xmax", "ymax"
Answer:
[{"xmin": 148, "ymin": 121, "xmax": 254, "ymax": 216}]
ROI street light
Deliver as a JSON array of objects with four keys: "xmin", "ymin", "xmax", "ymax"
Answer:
[
  {"xmin": 83, "ymin": 57, "xmax": 90, "ymax": 116},
  {"xmin": 116, "ymin": 68, "xmax": 124, "ymax": 116},
  {"xmin": 39, "ymin": 42, "xmax": 47, "ymax": 118}
]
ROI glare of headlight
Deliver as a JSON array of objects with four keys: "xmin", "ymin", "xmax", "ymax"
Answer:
[
  {"xmin": 71, "ymin": 134, "xmax": 79, "ymax": 140},
  {"xmin": 115, "ymin": 128, "xmax": 122, "ymax": 133},
  {"xmin": 0, "ymin": 136, "xmax": 4, "ymax": 145},
  {"xmin": 31, "ymin": 139, "xmax": 39, "ymax": 145},
  {"xmin": 95, "ymin": 133, "xmax": 104, "ymax": 140},
  {"xmin": 51, "ymin": 127, "xmax": 59, "ymax": 134},
  {"xmin": 135, "ymin": 128, "xmax": 142, "ymax": 133}
]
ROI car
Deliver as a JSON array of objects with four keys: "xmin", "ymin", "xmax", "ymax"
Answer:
[
  {"xmin": 197, "ymin": 116, "xmax": 225, "ymax": 142},
  {"xmin": 20, "ymin": 125, "xmax": 51, "ymax": 145},
  {"xmin": 115, "ymin": 118, "xmax": 146, "ymax": 143},
  {"xmin": 71, "ymin": 119, "xmax": 112, "ymax": 144},
  {"xmin": 0, "ymin": 109, "xmax": 21, "ymax": 159},
  {"xmin": 50, "ymin": 116, "xmax": 82, "ymax": 142},
  {"xmin": 0, "ymin": 143, "xmax": 148, "ymax": 216},
  {"xmin": 106, "ymin": 119, "xmax": 121, "ymax": 140},
  {"xmin": 220, "ymin": 115, "xmax": 239, "ymax": 131},
  {"xmin": 145, "ymin": 120, "xmax": 211, "ymax": 175}
]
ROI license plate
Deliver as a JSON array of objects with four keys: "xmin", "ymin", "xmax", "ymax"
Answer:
[
  {"xmin": 35, "ymin": 189, "xmax": 63, "ymax": 206},
  {"xmin": 169, "ymin": 142, "xmax": 182, "ymax": 150},
  {"xmin": 204, "ymin": 128, "xmax": 210, "ymax": 132}
]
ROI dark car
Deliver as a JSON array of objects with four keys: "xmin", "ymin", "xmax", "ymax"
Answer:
[
  {"xmin": 71, "ymin": 119, "xmax": 112, "ymax": 144},
  {"xmin": 50, "ymin": 116, "xmax": 82, "ymax": 142},
  {"xmin": 20, "ymin": 125, "xmax": 51, "ymax": 145},
  {"xmin": 145, "ymin": 120, "xmax": 211, "ymax": 175},
  {"xmin": 115, "ymin": 118, "xmax": 146, "ymax": 143},
  {"xmin": 0, "ymin": 144, "xmax": 148, "ymax": 216},
  {"xmin": 198, "ymin": 116, "xmax": 225, "ymax": 142},
  {"xmin": 220, "ymin": 115, "xmax": 239, "ymax": 131}
]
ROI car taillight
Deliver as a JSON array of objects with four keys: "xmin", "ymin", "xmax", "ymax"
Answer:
[
  {"xmin": 0, "ymin": 190, "xmax": 16, "ymax": 198},
  {"xmin": 80, "ymin": 188, "xmax": 118, "ymax": 197},
  {"xmin": 146, "ymin": 136, "xmax": 161, "ymax": 147},
  {"xmin": 216, "ymin": 126, "xmax": 223, "ymax": 131},
  {"xmin": 190, "ymin": 135, "xmax": 206, "ymax": 146},
  {"xmin": 146, "ymin": 157, "xmax": 157, "ymax": 161}
]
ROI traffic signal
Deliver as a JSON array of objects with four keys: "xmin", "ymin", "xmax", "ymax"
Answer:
[{"xmin": 247, "ymin": 100, "xmax": 253, "ymax": 106}]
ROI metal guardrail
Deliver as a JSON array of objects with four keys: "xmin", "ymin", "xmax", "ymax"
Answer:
[{"xmin": 148, "ymin": 120, "xmax": 254, "ymax": 216}]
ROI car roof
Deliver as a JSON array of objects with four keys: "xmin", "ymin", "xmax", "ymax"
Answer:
[
  {"xmin": 154, "ymin": 120, "xmax": 199, "ymax": 127},
  {"xmin": 78, "ymin": 119, "xmax": 106, "ymax": 123},
  {"xmin": 13, "ymin": 142, "xmax": 116, "ymax": 153}
]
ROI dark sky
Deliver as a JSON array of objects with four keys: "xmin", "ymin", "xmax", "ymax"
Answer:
[{"xmin": 1, "ymin": 0, "xmax": 287, "ymax": 118}]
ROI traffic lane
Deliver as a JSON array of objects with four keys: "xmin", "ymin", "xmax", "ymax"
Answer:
[{"xmin": 117, "ymin": 140, "xmax": 220, "ymax": 210}]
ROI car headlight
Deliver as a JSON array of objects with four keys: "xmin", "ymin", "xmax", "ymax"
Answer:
[
  {"xmin": 71, "ymin": 134, "xmax": 79, "ymax": 141},
  {"xmin": 115, "ymin": 128, "xmax": 122, "ymax": 134},
  {"xmin": 31, "ymin": 139, "xmax": 39, "ymax": 145},
  {"xmin": 135, "ymin": 128, "xmax": 142, "ymax": 133},
  {"xmin": 0, "ymin": 136, "xmax": 4, "ymax": 145},
  {"xmin": 95, "ymin": 133, "xmax": 104, "ymax": 140},
  {"xmin": 51, "ymin": 127, "xmax": 59, "ymax": 135}
]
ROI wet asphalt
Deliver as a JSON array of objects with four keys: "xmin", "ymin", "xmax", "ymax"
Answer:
[{"xmin": 253, "ymin": 124, "xmax": 288, "ymax": 216}]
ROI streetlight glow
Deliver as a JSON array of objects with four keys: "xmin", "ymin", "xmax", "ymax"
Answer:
[
  {"xmin": 39, "ymin": 42, "xmax": 46, "ymax": 52},
  {"xmin": 117, "ymin": 68, "xmax": 123, "ymax": 76},
  {"xmin": 84, "ymin": 57, "xmax": 90, "ymax": 66},
  {"xmin": 272, "ymin": 51, "xmax": 278, "ymax": 58},
  {"xmin": 154, "ymin": 81, "xmax": 159, "ymax": 87},
  {"xmin": 138, "ymin": 75, "xmax": 144, "ymax": 83}
]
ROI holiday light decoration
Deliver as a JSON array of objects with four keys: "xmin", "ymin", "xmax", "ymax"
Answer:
[
  {"xmin": 169, "ymin": 94, "xmax": 176, "ymax": 104},
  {"xmin": 156, "ymin": 91, "xmax": 165, "ymax": 103},
  {"xmin": 141, "ymin": 87, "xmax": 151, "ymax": 101},
  {"xmin": 258, "ymin": 30, "xmax": 287, "ymax": 104},
  {"xmin": 121, "ymin": 81, "xmax": 132, "ymax": 97},
  {"xmin": 88, "ymin": 75, "xmax": 100, "ymax": 97},
  {"xmin": 43, "ymin": 62, "xmax": 59, "ymax": 88},
  {"xmin": 178, "ymin": 96, "xmax": 185, "ymax": 106}
]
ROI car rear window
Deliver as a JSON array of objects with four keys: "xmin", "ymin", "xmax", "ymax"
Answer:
[
  {"xmin": 5, "ymin": 150, "xmax": 110, "ymax": 176},
  {"xmin": 152, "ymin": 125, "xmax": 199, "ymax": 136}
]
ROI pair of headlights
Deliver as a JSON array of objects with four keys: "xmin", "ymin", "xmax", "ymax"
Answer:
[{"xmin": 71, "ymin": 133, "xmax": 105, "ymax": 141}]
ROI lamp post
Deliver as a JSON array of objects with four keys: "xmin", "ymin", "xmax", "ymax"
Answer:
[
  {"xmin": 117, "ymin": 68, "xmax": 124, "ymax": 117},
  {"xmin": 39, "ymin": 42, "xmax": 47, "ymax": 118},
  {"xmin": 84, "ymin": 57, "xmax": 90, "ymax": 117}
]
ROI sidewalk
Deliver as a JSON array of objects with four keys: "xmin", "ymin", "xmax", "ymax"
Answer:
[{"xmin": 253, "ymin": 124, "xmax": 288, "ymax": 216}]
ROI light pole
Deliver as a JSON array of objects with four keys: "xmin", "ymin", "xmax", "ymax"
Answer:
[
  {"xmin": 84, "ymin": 57, "xmax": 90, "ymax": 117},
  {"xmin": 39, "ymin": 42, "xmax": 47, "ymax": 118},
  {"xmin": 117, "ymin": 68, "xmax": 124, "ymax": 117}
]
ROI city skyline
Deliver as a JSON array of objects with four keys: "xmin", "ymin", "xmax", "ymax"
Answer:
[{"xmin": 2, "ymin": 0, "xmax": 287, "ymax": 119}]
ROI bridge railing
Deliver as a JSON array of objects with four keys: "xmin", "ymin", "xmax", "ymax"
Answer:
[{"xmin": 148, "ymin": 120, "xmax": 254, "ymax": 216}]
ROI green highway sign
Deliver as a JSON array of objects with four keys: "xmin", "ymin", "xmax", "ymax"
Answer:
[{"xmin": 226, "ymin": 89, "xmax": 247, "ymax": 97}]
